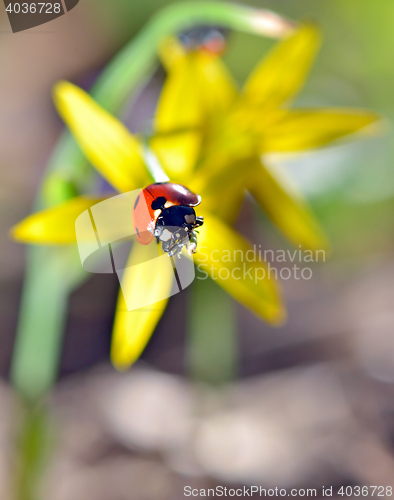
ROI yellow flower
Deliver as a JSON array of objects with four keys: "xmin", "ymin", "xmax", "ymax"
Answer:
[
  {"xmin": 152, "ymin": 24, "xmax": 379, "ymax": 248},
  {"xmin": 11, "ymin": 24, "xmax": 379, "ymax": 370},
  {"xmin": 12, "ymin": 81, "xmax": 281, "ymax": 368}
]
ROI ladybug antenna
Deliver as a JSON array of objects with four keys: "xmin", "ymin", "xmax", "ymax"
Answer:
[{"xmin": 151, "ymin": 196, "xmax": 167, "ymax": 211}]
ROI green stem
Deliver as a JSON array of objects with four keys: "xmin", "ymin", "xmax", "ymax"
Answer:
[
  {"xmin": 46, "ymin": 1, "xmax": 294, "ymax": 189},
  {"xmin": 11, "ymin": 247, "xmax": 85, "ymax": 400},
  {"xmin": 186, "ymin": 277, "xmax": 237, "ymax": 385},
  {"xmin": 13, "ymin": 403, "xmax": 52, "ymax": 500},
  {"xmin": 91, "ymin": 1, "xmax": 294, "ymax": 110}
]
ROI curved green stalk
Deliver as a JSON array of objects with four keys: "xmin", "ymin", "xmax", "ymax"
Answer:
[{"xmin": 47, "ymin": 1, "xmax": 294, "ymax": 193}]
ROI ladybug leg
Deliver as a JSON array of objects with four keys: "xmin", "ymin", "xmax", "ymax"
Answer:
[
  {"xmin": 195, "ymin": 216, "xmax": 204, "ymax": 228},
  {"xmin": 185, "ymin": 231, "xmax": 198, "ymax": 256},
  {"xmin": 154, "ymin": 226, "xmax": 163, "ymax": 239}
]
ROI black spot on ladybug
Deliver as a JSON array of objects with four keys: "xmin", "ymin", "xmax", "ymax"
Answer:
[
  {"xmin": 136, "ymin": 227, "xmax": 140, "ymax": 237},
  {"xmin": 134, "ymin": 195, "xmax": 140, "ymax": 209},
  {"xmin": 151, "ymin": 196, "xmax": 167, "ymax": 211}
]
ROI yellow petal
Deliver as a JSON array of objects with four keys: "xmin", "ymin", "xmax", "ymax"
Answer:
[
  {"xmin": 261, "ymin": 109, "xmax": 380, "ymax": 152},
  {"xmin": 155, "ymin": 56, "xmax": 204, "ymax": 132},
  {"xmin": 194, "ymin": 213, "xmax": 285, "ymax": 324},
  {"xmin": 158, "ymin": 36, "xmax": 187, "ymax": 71},
  {"xmin": 197, "ymin": 181, "xmax": 245, "ymax": 225},
  {"xmin": 10, "ymin": 196, "xmax": 105, "ymax": 244},
  {"xmin": 53, "ymin": 81, "xmax": 149, "ymax": 192},
  {"xmin": 193, "ymin": 51, "xmax": 237, "ymax": 116},
  {"xmin": 192, "ymin": 158, "xmax": 252, "ymax": 224},
  {"xmin": 243, "ymin": 23, "xmax": 321, "ymax": 109},
  {"xmin": 248, "ymin": 161, "xmax": 328, "ymax": 251},
  {"xmin": 150, "ymin": 130, "xmax": 201, "ymax": 180},
  {"xmin": 155, "ymin": 52, "xmax": 236, "ymax": 133},
  {"xmin": 158, "ymin": 36, "xmax": 238, "ymax": 114},
  {"xmin": 111, "ymin": 242, "xmax": 174, "ymax": 369}
]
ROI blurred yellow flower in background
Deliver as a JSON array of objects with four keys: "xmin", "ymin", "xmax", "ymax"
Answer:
[
  {"xmin": 11, "ymin": 23, "xmax": 379, "ymax": 369},
  {"xmin": 152, "ymin": 24, "xmax": 378, "ymax": 246}
]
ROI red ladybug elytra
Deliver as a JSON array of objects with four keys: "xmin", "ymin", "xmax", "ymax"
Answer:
[{"xmin": 132, "ymin": 182, "xmax": 204, "ymax": 257}]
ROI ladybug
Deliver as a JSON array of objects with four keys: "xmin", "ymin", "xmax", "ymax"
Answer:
[{"xmin": 132, "ymin": 182, "xmax": 204, "ymax": 257}]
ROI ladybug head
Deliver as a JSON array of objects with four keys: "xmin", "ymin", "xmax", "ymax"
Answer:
[{"xmin": 154, "ymin": 205, "xmax": 203, "ymax": 257}]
